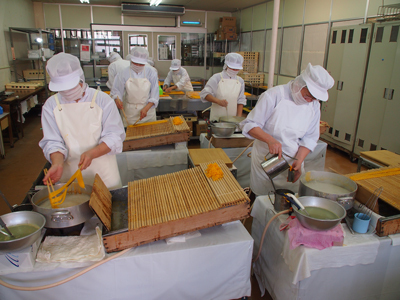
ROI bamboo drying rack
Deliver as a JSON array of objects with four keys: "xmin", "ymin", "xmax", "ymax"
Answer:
[
  {"xmin": 96, "ymin": 160, "xmax": 250, "ymax": 252},
  {"xmin": 123, "ymin": 116, "xmax": 190, "ymax": 151}
]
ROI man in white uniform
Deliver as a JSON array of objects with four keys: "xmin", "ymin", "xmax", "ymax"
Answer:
[
  {"xmin": 240, "ymin": 63, "xmax": 334, "ymax": 196},
  {"xmin": 106, "ymin": 52, "xmax": 130, "ymax": 90},
  {"xmin": 111, "ymin": 47, "xmax": 159, "ymax": 126},
  {"xmin": 163, "ymin": 59, "xmax": 193, "ymax": 93},
  {"xmin": 39, "ymin": 53, "xmax": 125, "ymax": 190},
  {"xmin": 200, "ymin": 53, "xmax": 246, "ymax": 122}
]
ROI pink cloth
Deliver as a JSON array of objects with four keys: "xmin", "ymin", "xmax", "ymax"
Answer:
[{"xmin": 287, "ymin": 218, "xmax": 344, "ymax": 250}]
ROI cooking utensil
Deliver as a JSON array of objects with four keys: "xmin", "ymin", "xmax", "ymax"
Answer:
[
  {"xmin": 47, "ymin": 168, "xmax": 85, "ymax": 208},
  {"xmin": 31, "ymin": 184, "xmax": 94, "ymax": 228},
  {"xmin": 299, "ymin": 171, "xmax": 357, "ymax": 210},
  {"xmin": 210, "ymin": 122, "xmax": 236, "ymax": 137},
  {"xmin": 0, "ymin": 216, "xmax": 14, "ymax": 238},
  {"xmin": 218, "ymin": 116, "xmax": 246, "ymax": 124},
  {"xmin": 358, "ymin": 186, "xmax": 383, "ymax": 220},
  {"xmin": 261, "ymin": 152, "xmax": 297, "ymax": 180},
  {"xmin": 291, "ymin": 196, "xmax": 346, "ymax": 231},
  {"xmin": 268, "ymin": 188, "xmax": 294, "ymax": 212},
  {"xmin": 0, "ymin": 211, "xmax": 45, "ymax": 252},
  {"xmin": 284, "ymin": 193, "xmax": 310, "ymax": 216}
]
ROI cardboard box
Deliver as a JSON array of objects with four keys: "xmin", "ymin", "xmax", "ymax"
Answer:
[
  {"xmin": 196, "ymin": 123, "xmax": 207, "ymax": 136},
  {"xmin": 216, "ymin": 30, "xmax": 225, "ymax": 41},
  {"xmin": 220, "ymin": 16, "xmax": 236, "ymax": 27},
  {"xmin": 0, "ymin": 229, "xmax": 45, "ymax": 273},
  {"xmin": 219, "ymin": 25, "xmax": 236, "ymax": 33},
  {"xmin": 225, "ymin": 33, "xmax": 237, "ymax": 41}
]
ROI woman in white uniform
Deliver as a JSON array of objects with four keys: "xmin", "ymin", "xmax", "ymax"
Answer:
[
  {"xmin": 106, "ymin": 52, "xmax": 130, "ymax": 90},
  {"xmin": 200, "ymin": 53, "xmax": 246, "ymax": 122},
  {"xmin": 111, "ymin": 47, "xmax": 159, "ymax": 126},
  {"xmin": 163, "ymin": 59, "xmax": 193, "ymax": 93},
  {"xmin": 40, "ymin": 53, "xmax": 126, "ymax": 190},
  {"xmin": 240, "ymin": 63, "xmax": 334, "ymax": 196}
]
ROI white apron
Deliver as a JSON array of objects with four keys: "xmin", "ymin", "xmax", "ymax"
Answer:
[
  {"xmin": 53, "ymin": 90, "xmax": 122, "ymax": 190},
  {"xmin": 250, "ymin": 86, "xmax": 315, "ymax": 196},
  {"xmin": 210, "ymin": 73, "xmax": 241, "ymax": 122},
  {"xmin": 172, "ymin": 73, "xmax": 193, "ymax": 92},
  {"xmin": 125, "ymin": 68, "xmax": 156, "ymax": 126}
]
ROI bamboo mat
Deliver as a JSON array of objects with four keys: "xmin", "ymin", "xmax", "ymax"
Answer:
[
  {"xmin": 127, "ymin": 160, "xmax": 249, "ymax": 230},
  {"xmin": 199, "ymin": 160, "xmax": 249, "ymax": 207},
  {"xmin": 346, "ymin": 165, "xmax": 400, "ymax": 211},
  {"xmin": 125, "ymin": 116, "xmax": 189, "ymax": 141}
]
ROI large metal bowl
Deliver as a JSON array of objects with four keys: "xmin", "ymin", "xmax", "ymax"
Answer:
[
  {"xmin": 292, "ymin": 196, "xmax": 346, "ymax": 231},
  {"xmin": 0, "ymin": 211, "xmax": 46, "ymax": 253},
  {"xmin": 299, "ymin": 171, "xmax": 357, "ymax": 210},
  {"xmin": 211, "ymin": 122, "xmax": 236, "ymax": 137},
  {"xmin": 219, "ymin": 116, "xmax": 246, "ymax": 124}
]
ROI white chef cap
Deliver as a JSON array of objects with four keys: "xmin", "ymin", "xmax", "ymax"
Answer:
[
  {"xmin": 130, "ymin": 47, "xmax": 149, "ymax": 65},
  {"xmin": 108, "ymin": 52, "xmax": 122, "ymax": 63},
  {"xmin": 225, "ymin": 53, "xmax": 243, "ymax": 70},
  {"xmin": 170, "ymin": 59, "xmax": 181, "ymax": 70},
  {"xmin": 46, "ymin": 53, "xmax": 84, "ymax": 92},
  {"xmin": 300, "ymin": 63, "xmax": 334, "ymax": 101}
]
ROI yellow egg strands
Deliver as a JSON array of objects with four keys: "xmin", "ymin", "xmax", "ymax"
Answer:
[
  {"xmin": 172, "ymin": 116, "xmax": 183, "ymax": 125},
  {"xmin": 205, "ymin": 163, "xmax": 224, "ymax": 181}
]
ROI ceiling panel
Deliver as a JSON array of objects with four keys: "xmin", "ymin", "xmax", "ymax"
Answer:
[{"xmin": 33, "ymin": 0, "xmax": 268, "ymax": 12}]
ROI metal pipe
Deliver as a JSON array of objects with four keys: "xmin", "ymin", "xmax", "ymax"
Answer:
[{"xmin": 268, "ymin": 0, "xmax": 280, "ymax": 89}]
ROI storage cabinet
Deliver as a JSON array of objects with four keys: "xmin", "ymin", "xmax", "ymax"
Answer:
[
  {"xmin": 321, "ymin": 24, "xmax": 372, "ymax": 153},
  {"xmin": 354, "ymin": 21, "xmax": 400, "ymax": 155}
]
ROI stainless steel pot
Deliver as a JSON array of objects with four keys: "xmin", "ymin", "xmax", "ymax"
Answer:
[
  {"xmin": 292, "ymin": 196, "xmax": 346, "ymax": 231},
  {"xmin": 298, "ymin": 171, "xmax": 357, "ymax": 210},
  {"xmin": 0, "ymin": 211, "xmax": 46, "ymax": 253},
  {"xmin": 30, "ymin": 184, "xmax": 94, "ymax": 228},
  {"xmin": 210, "ymin": 122, "xmax": 236, "ymax": 137}
]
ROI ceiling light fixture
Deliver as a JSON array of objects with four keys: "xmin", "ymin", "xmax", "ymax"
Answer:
[
  {"xmin": 80, "ymin": 0, "xmax": 90, "ymax": 3},
  {"xmin": 150, "ymin": 0, "xmax": 162, "ymax": 6}
]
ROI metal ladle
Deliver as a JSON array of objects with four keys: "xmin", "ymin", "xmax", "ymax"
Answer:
[{"xmin": 0, "ymin": 216, "xmax": 14, "ymax": 238}]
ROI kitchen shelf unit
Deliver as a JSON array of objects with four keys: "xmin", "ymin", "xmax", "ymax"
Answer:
[{"xmin": 9, "ymin": 27, "xmax": 52, "ymax": 99}]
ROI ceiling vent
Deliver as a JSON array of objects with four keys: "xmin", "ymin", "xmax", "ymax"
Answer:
[{"xmin": 121, "ymin": 3, "xmax": 185, "ymax": 17}]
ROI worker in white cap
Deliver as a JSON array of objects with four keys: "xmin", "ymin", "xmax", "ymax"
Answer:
[
  {"xmin": 240, "ymin": 63, "xmax": 334, "ymax": 197},
  {"xmin": 163, "ymin": 59, "xmax": 193, "ymax": 93},
  {"xmin": 200, "ymin": 53, "xmax": 246, "ymax": 122},
  {"xmin": 39, "ymin": 53, "xmax": 125, "ymax": 190},
  {"xmin": 147, "ymin": 57, "xmax": 155, "ymax": 67},
  {"xmin": 111, "ymin": 47, "xmax": 159, "ymax": 125},
  {"xmin": 106, "ymin": 52, "xmax": 130, "ymax": 90}
]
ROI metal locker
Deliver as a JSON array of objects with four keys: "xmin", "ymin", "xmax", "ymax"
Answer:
[
  {"xmin": 378, "ymin": 24, "xmax": 400, "ymax": 154},
  {"xmin": 321, "ymin": 24, "xmax": 371, "ymax": 153},
  {"xmin": 354, "ymin": 21, "xmax": 400, "ymax": 155}
]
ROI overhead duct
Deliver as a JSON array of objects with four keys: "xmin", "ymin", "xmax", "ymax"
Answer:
[{"xmin": 121, "ymin": 3, "xmax": 185, "ymax": 17}]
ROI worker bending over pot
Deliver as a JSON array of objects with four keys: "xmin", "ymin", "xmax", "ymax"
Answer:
[
  {"xmin": 200, "ymin": 52, "xmax": 246, "ymax": 122},
  {"xmin": 240, "ymin": 63, "xmax": 334, "ymax": 196},
  {"xmin": 40, "ymin": 53, "xmax": 125, "ymax": 190},
  {"xmin": 106, "ymin": 52, "xmax": 130, "ymax": 90},
  {"xmin": 111, "ymin": 47, "xmax": 159, "ymax": 126},
  {"xmin": 163, "ymin": 59, "xmax": 193, "ymax": 93}
]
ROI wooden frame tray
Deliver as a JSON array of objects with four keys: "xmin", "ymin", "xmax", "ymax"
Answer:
[
  {"xmin": 90, "ymin": 161, "xmax": 250, "ymax": 253},
  {"xmin": 123, "ymin": 116, "xmax": 190, "ymax": 151}
]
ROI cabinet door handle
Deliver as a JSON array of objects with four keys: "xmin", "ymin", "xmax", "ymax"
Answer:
[
  {"xmin": 388, "ymin": 89, "xmax": 394, "ymax": 100},
  {"xmin": 337, "ymin": 81, "xmax": 343, "ymax": 91},
  {"xmin": 383, "ymin": 88, "xmax": 388, "ymax": 99}
]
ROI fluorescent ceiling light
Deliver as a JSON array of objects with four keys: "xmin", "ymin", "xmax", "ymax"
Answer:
[
  {"xmin": 182, "ymin": 21, "xmax": 201, "ymax": 25},
  {"xmin": 80, "ymin": 0, "xmax": 89, "ymax": 3},
  {"xmin": 36, "ymin": 37, "xmax": 43, "ymax": 43},
  {"xmin": 150, "ymin": 0, "xmax": 162, "ymax": 6}
]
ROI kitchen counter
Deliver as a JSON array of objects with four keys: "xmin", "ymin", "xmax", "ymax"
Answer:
[
  {"xmin": 0, "ymin": 221, "xmax": 253, "ymax": 300},
  {"xmin": 251, "ymin": 196, "xmax": 400, "ymax": 300}
]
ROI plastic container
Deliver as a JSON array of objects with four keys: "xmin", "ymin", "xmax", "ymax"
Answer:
[
  {"xmin": 0, "ymin": 106, "xmax": 3, "ymax": 115},
  {"xmin": 352, "ymin": 213, "xmax": 370, "ymax": 234}
]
